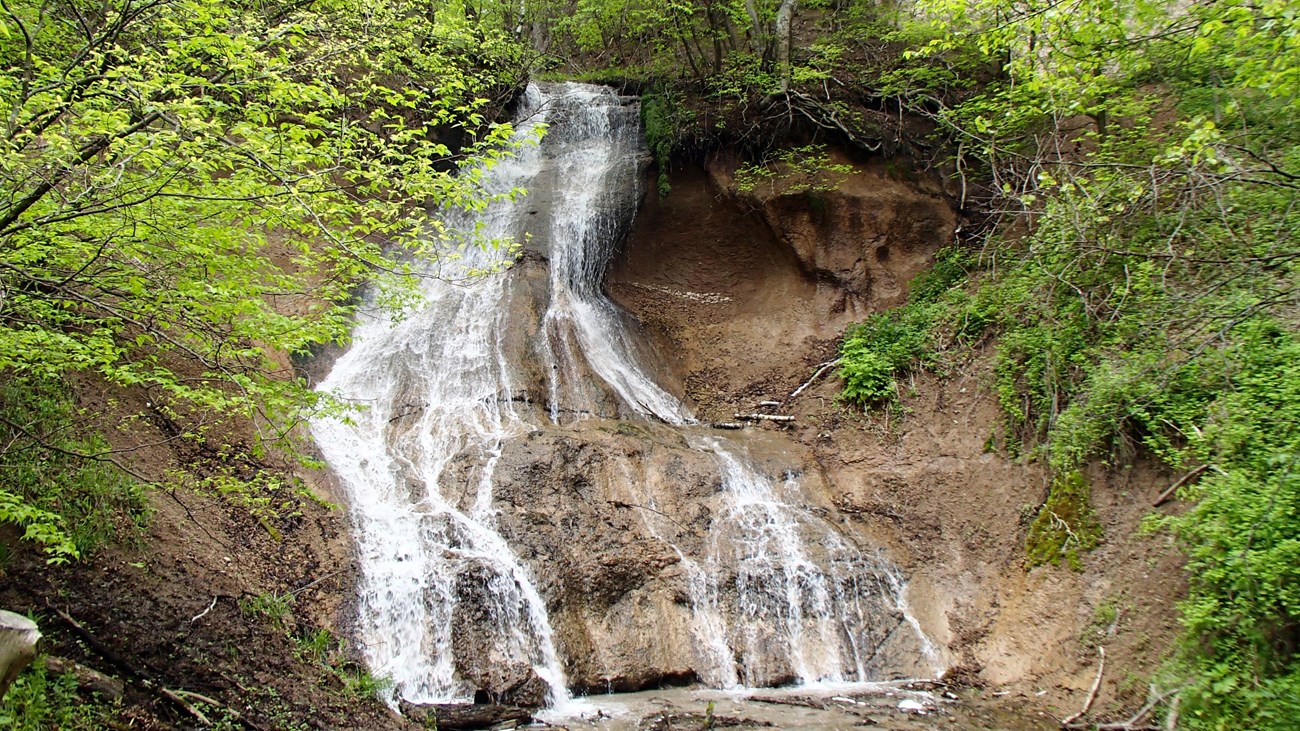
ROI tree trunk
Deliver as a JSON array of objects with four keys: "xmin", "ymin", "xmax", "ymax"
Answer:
[
  {"xmin": 0, "ymin": 611, "xmax": 40, "ymax": 701},
  {"xmin": 775, "ymin": 0, "xmax": 797, "ymax": 92},
  {"xmin": 743, "ymin": 0, "xmax": 765, "ymax": 56}
]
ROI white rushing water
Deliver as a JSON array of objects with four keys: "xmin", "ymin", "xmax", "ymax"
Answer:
[
  {"xmin": 311, "ymin": 82, "xmax": 935, "ymax": 708},
  {"xmin": 310, "ymin": 85, "xmax": 571, "ymax": 706}
]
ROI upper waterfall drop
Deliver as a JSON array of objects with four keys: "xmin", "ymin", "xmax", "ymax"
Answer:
[
  {"xmin": 532, "ymin": 86, "xmax": 691, "ymax": 425},
  {"xmin": 310, "ymin": 81, "xmax": 939, "ymax": 711}
]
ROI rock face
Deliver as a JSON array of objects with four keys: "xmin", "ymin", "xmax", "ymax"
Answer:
[
  {"xmin": 463, "ymin": 418, "xmax": 935, "ymax": 693},
  {"xmin": 738, "ymin": 155, "xmax": 956, "ymax": 311}
]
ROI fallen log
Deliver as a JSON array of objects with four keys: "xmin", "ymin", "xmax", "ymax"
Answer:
[
  {"xmin": 711, "ymin": 422, "xmax": 747, "ymax": 430},
  {"xmin": 734, "ymin": 413, "xmax": 795, "ymax": 423},
  {"xmin": 43, "ymin": 656, "xmax": 125, "ymax": 699},
  {"xmin": 0, "ymin": 610, "xmax": 40, "ymax": 701}
]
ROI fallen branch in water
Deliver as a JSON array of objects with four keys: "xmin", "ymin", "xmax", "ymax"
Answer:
[{"xmin": 711, "ymin": 422, "xmax": 747, "ymax": 430}]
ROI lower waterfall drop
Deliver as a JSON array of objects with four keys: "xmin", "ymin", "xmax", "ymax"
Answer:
[{"xmin": 311, "ymin": 81, "xmax": 939, "ymax": 710}]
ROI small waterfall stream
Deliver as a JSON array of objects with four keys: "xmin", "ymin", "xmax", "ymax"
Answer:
[{"xmin": 311, "ymin": 82, "xmax": 937, "ymax": 709}]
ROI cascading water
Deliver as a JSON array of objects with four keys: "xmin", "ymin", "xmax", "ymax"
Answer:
[
  {"xmin": 311, "ymin": 81, "xmax": 937, "ymax": 709},
  {"xmin": 310, "ymin": 85, "xmax": 570, "ymax": 706}
]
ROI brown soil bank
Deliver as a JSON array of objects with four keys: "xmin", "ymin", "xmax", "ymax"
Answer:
[
  {"xmin": 609, "ymin": 152, "xmax": 1187, "ymax": 723},
  {"xmin": 0, "ymin": 391, "xmax": 416, "ymax": 728}
]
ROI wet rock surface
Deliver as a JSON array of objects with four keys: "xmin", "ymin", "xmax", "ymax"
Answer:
[
  {"xmin": 538, "ymin": 684, "xmax": 1061, "ymax": 731},
  {"xmin": 476, "ymin": 420, "xmax": 930, "ymax": 693}
]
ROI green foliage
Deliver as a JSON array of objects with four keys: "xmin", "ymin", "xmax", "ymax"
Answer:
[
  {"xmin": 293, "ymin": 628, "xmax": 339, "ymax": 665},
  {"xmin": 340, "ymin": 666, "xmax": 395, "ymax": 701},
  {"xmin": 836, "ymin": 246, "xmax": 975, "ymax": 410},
  {"xmin": 1158, "ymin": 324, "xmax": 1300, "ymax": 730},
  {"xmin": 0, "ymin": 0, "xmax": 533, "ymax": 557},
  {"xmin": 240, "ymin": 591, "xmax": 295, "ymax": 632},
  {"xmin": 1025, "ymin": 471, "xmax": 1102, "ymax": 570},
  {"xmin": 734, "ymin": 144, "xmax": 853, "ymax": 195},
  {"xmin": 642, "ymin": 89, "xmax": 692, "ymax": 197},
  {"xmin": 838, "ymin": 307, "xmax": 933, "ymax": 409},
  {"xmin": 856, "ymin": 0, "xmax": 1300, "ymax": 726},
  {"xmin": 1084, "ymin": 599, "xmax": 1121, "ymax": 647},
  {"xmin": 0, "ymin": 376, "xmax": 148, "ymax": 562},
  {"xmin": 0, "ymin": 658, "xmax": 123, "ymax": 729}
]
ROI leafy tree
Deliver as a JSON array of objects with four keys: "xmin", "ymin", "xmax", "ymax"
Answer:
[
  {"xmin": 837, "ymin": 0, "xmax": 1297, "ymax": 724},
  {"xmin": 0, "ymin": 0, "xmax": 531, "ymax": 559}
]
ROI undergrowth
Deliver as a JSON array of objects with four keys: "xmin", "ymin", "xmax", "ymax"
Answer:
[
  {"xmin": 0, "ymin": 377, "xmax": 149, "ymax": 563},
  {"xmin": 0, "ymin": 658, "xmax": 123, "ymax": 729},
  {"xmin": 834, "ymin": 1, "xmax": 1299, "ymax": 724},
  {"xmin": 1025, "ymin": 470, "xmax": 1102, "ymax": 570}
]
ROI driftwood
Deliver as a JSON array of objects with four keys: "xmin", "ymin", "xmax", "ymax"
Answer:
[
  {"xmin": 1152, "ymin": 464, "xmax": 1209, "ymax": 507},
  {"xmin": 711, "ymin": 422, "xmax": 747, "ymax": 430},
  {"xmin": 745, "ymin": 694, "xmax": 827, "ymax": 710},
  {"xmin": 1060, "ymin": 646, "xmax": 1105, "ymax": 726},
  {"xmin": 0, "ymin": 610, "xmax": 40, "ymax": 701},
  {"xmin": 734, "ymin": 413, "xmax": 795, "ymax": 423},
  {"xmin": 402, "ymin": 703, "xmax": 534, "ymax": 730}
]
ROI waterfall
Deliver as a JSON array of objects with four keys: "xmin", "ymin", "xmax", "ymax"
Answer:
[
  {"xmin": 311, "ymin": 82, "xmax": 935, "ymax": 709},
  {"xmin": 310, "ymin": 85, "xmax": 570, "ymax": 706}
]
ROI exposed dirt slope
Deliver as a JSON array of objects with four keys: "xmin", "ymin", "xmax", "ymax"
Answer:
[
  {"xmin": 0, "ymin": 398, "xmax": 414, "ymax": 729},
  {"xmin": 609, "ymin": 153, "xmax": 1187, "ymax": 724}
]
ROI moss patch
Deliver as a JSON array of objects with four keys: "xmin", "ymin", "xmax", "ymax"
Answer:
[{"xmin": 1026, "ymin": 470, "xmax": 1102, "ymax": 570}]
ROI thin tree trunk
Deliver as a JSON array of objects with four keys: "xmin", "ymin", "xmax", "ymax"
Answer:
[
  {"xmin": 775, "ymin": 0, "xmax": 797, "ymax": 92},
  {"xmin": 0, "ymin": 611, "xmax": 40, "ymax": 701},
  {"xmin": 743, "ymin": 0, "xmax": 765, "ymax": 56},
  {"xmin": 672, "ymin": 15, "xmax": 704, "ymax": 79}
]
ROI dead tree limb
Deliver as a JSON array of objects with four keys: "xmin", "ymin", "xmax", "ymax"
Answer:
[
  {"xmin": 43, "ymin": 656, "xmax": 125, "ymax": 698},
  {"xmin": 608, "ymin": 500, "xmax": 688, "ymax": 531},
  {"xmin": 1083, "ymin": 684, "xmax": 1183, "ymax": 731},
  {"xmin": 1060, "ymin": 646, "xmax": 1105, "ymax": 727},
  {"xmin": 734, "ymin": 413, "xmax": 795, "ymax": 422},
  {"xmin": 785, "ymin": 359, "xmax": 840, "ymax": 404},
  {"xmin": 1153, "ymin": 464, "xmax": 1209, "ymax": 507},
  {"xmin": 48, "ymin": 603, "xmax": 265, "ymax": 729}
]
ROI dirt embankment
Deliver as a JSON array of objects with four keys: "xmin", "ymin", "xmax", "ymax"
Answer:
[
  {"xmin": 1, "ymin": 301, "xmax": 414, "ymax": 727},
  {"xmin": 609, "ymin": 152, "xmax": 1188, "ymax": 724}
]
